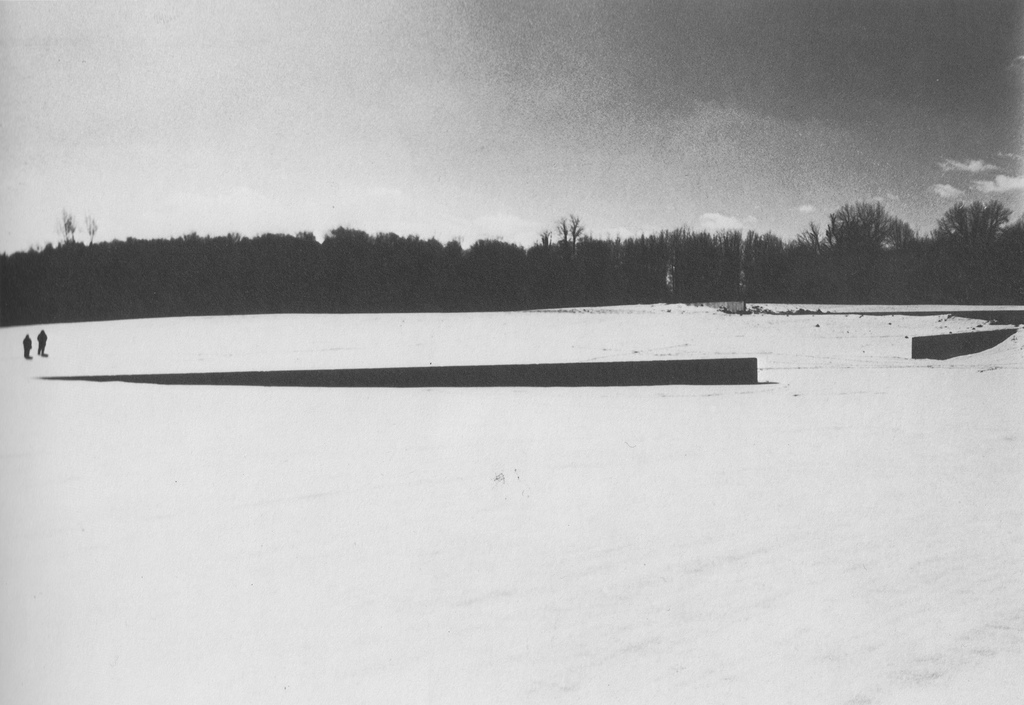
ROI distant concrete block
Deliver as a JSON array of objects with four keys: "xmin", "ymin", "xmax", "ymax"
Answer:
[
  {"xmin": 694, "ymin": 301, "xmax": 746, "ymax": 314},
  {"xmin": 911, "ymin": 329, "xmax": 1018, "ymax": 360}
]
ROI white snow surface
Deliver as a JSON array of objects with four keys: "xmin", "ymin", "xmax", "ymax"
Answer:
[{"xmin": 1, "ymin": 304, "xmax": 1021, "ymax": 704}]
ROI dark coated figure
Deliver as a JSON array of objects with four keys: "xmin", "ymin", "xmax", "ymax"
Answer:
[
  {"xmin": 23, "ymin": 334, "xmax": 32, "ymax": 359},
  {"xmin": 37, "ymin": 330, "xmax": 48, "ymax": 357}
]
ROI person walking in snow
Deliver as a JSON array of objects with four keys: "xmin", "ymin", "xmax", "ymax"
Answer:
[
  {"xmin": 37, "ymin": 330, "xmax": 47, "ymax": 357},
  {"xmin": 23, "ymin": 334, "xmax": 32, "ymax": 359}
]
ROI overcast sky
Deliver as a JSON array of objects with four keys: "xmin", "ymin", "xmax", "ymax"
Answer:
[{"xmin": 1, "ymin": 0, "xmax": 1022, "ymax": 252}]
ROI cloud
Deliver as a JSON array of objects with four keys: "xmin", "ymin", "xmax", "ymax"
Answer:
[
  {"xmin": 971, "ymin": 175, "xmax": 1024, "ymax": 193},
  {"xmin": 939, "ymin": 159, "xmax": 999, "ymax": 173},
  {"xmin": 1011, "ymin": 56, "xmax": 1024, "ymax": 71},
  {"xmin": 697, "ymin": 212, "xmax": 757, "ymax": 232},
  {"xmin": 868, "ymin": 193, "xmax": 901, "ymax": 204},
  {"xmin": 932, "ymin": 184, "xmax": 964, "ymax": 199},
  {"xmin": 797, "ymin": 204, "xmax": 815, "ymax": 214},
  {"xmin": 472, "ymin": 213, "xmax": 543, "ymax": 241}
]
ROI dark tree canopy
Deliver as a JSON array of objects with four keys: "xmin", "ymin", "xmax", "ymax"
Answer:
[
  {"xmin": 1, "ymin": 201, "xmax": 1021, "ymax": 326},
  {"xmin": 823, "ymin": 202, "xmax": 910, "ymax": 253},
  {"xmin": 933, "ymin": 200, "xmax": 1012, "ymax": 249}
]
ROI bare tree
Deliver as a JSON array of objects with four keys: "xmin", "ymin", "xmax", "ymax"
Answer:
[
  {"xmin": 555, "ymin": 217, "xmax": 570, "ymax": 248},
  {"xmin": 887, "ymin": 219, "xmax": 917, "ymax": 251},
  {"xmin": 796, "ymin": 222, "xmax": 821, "ymax": 254},
  {"xmin": 932, "ymin": 200, "xmax": 1014, "ymax": 303},
  {"xmin": 817, "ymin": 202, "xmax": 914, "ymax": 300},
  {"xmin": 822, "ymin": 202, "xmax": 905, "ymax": 255},
  {"xmin": 555, "ymin": 214, "xmax": 585, "ymax": 254},
  {"xmin": 60, "ymin": 209, "xmax": 77, "ymax": 244},
  {"xmin": 85, "ymin": 215, "xmax": 98, "ymax": 245},
  {"xmin": 934, "ymin": 200, "xmax": 1012, "ymax": 249},
  {"xmin": 538, "ymin": 228, "xmax": 553, "ymax": 248}
]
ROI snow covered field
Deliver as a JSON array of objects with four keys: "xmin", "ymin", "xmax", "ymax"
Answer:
[{"xmin": 1, "ymin": 305, "xmax": 1021, "ymax": 704}]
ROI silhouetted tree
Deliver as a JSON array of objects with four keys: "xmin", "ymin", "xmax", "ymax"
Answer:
[
  {"xmin": 887, "ymin": 220, "xmax": 917, "ymax": 251},
  {"xmin": 932, "ymin": 200, "xmax": 1015, "ymax": 302},
  {"xmin": 797, "ymin": 222, "xmax": 822, "ymax": 254},
  {"xmin": 556, "ymin": 215, "xmax": 585, "ymax": 256},
  {"xmin": 821, "ymin": 202, "xmax": 911, "ymax": 301},
  {"xmin": 60, "ymin": 210, "xmax": 77, "ymax": 245},
  {"xmin": 742, "ymin": 232, "xmax": 788, "ymax": 301},
  {"xmin": 823, "ymin": 202, "xmax": 900, "ymax": 254},
  {"xmin": 934, "ymin": 200, "xmax": 1011, "ymax": 249},
  {"xmin": 85, "ymin": 216, "xmax": 98, "ymax": 245},
  {"xmin": 997, "ymin": 217, "xmax": 1024, "ymax": 302}
]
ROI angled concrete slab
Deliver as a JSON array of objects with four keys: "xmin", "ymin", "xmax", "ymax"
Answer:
[
  {"xmin": 911, "ymin": 329, "xmax": 1018, "ymax": 360},
  {"xmin": 44, "ymin": 357, "xmax": 760, "ymax": 387}
]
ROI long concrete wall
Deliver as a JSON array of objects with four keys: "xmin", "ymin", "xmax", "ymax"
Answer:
[{"xmin": 45, "ymin": 358, "xmax": 759, "ymax": 387}]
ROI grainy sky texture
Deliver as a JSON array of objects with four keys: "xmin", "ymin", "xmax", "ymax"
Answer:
[{"xmin": 1, "ymin": 0, "xmax": 1022, "ymax": 252}]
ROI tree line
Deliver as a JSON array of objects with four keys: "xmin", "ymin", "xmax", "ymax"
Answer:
[{"xmin": 1, "ymin": 200, "xmax": 1022, "ymax": 326}]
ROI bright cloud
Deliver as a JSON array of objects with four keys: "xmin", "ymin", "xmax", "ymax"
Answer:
[
  {"xmin": 472, "ymin": 213, "xmax": 544, "ymax": 241},
  {"xmin": 939, "ymin": 159, "xmax": 999, "ymax": 173},
  {"xmin": 932, "ymin": 184, "xmax": 964, "ymax": 199},
  {"xmin": 971, "ymin": 175, "xmax": 1024, "ymax": 193},
  {"xmin": 797, "ymin": 205, "xmax": 816, "ymax": 214},
  {"xmin": 697, "ymin": 213, "xmax": 757, "ymax": 232}
]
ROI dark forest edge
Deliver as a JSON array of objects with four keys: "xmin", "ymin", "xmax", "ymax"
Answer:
[{"xmin": 2, "ymin": 200, "xmax": 1022, "ymax": 327}]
